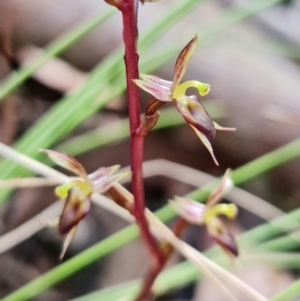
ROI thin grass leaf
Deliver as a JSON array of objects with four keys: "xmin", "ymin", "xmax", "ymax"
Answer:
[
  {"xmin": 0, "ymin": 8, "xmax": 116, "ymax": 100},
  {"xmin": 3, "ymin": 137, "xmax": 300, "ymax": 301},
  {"xmin": 270, "ymin": 279, "xmax": 300, "ymax": 301},
  {"xmin": 0, "ymin": 0, "xmax": 208, "ymax": 204},
  {"xmin": 0, "ymin": 0, "xmax": 281, "ymax": 205},
  {"xmin": 55, "ymin": 103, "xmax": 224, "ymax": 156}
]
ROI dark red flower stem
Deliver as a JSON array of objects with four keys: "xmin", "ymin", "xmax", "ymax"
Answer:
[
  {"xmin": 120, "ymin": 0, "xmax": 164, "ymax": 266},
  {"xmin": 134, "ymin": 218, "xmax": 188, "ymax": 301}
]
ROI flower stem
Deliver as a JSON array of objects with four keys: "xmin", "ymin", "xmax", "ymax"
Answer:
[
  {"xmin": 121, "ymin": 0, "xmax": 164, "ymax": 266},
  {"xmin": 135, "ymin": 218, "xmax": 188, "ymax": 301}
]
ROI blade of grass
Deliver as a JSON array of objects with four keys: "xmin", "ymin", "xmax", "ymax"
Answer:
[
  {"xmin": 270, "ymin": 279, "xmax": 300, "ymax": 301},
  {"xmin": 70, "ymin": 250, "xmax": 300, "ymax": 301},
  {"xmin": 68, "ymin": 226, "xmax": 300, "ymax": 301},
  {"xmin": 0, "ymin": 0, "xmax": 205, "ymax": 102},
  {"xmin": 0, "ymin": 48, "xmax": 174, "ymax": 203},
  {"xmin": 55, "ymin": 102, "xmax": 224, "ymax": 156},
  {"xmin": 0, "ymin": 145, "xmax": 268, "ymax": 301},
  {"xmin": 0, "ymin": 0, "xmax": 282, "ymax": 204},
  {"xmin": 0, "ymin": 0, "xmax": 208, "ymax": 202},
  {"xmin": 0, "ymin": 8, "xmax": 116, "ymax": 100},
  {"xmin": 3, "ymin": 136, "xmax": 300, "ymax": 301},
  {"xmin": 254, "ymin": 230, "xmax": 300, "ymax": 253}
]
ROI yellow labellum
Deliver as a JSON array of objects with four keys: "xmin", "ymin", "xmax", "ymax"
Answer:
[
  {"xmin": 172, "ymin": 80, "xmax": 211, "ymax": 101},
  {"xmin": 204, "ymin": 203, "xmax": 238, "ymax": 225}
]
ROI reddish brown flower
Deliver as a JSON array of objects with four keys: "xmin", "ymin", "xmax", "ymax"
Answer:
[
  {"xmin": 170, "ymin": 169, "xmax": 238, "ymax": 257},
  {"xmin": 134, "ymin": 35, "xmax": 235, "ymax": 165},
  {"xmin": 40, "ymin": 149, "xmax": 129, "ymax": 259}
]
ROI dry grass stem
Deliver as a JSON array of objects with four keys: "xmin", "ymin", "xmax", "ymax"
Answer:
[
  {"xmin": 0, "ymin": 201, "xmax": 63, "ymax": 254},
  {"xmin": 0, "ymin": 142, "xmax": 69, "ymax": 182},
  {"xmin": 0, "ymin": 145, "xmax": 280, "ymax": 300},
  {"xmin": 142, "ymin": 159, "xmax": 283, "ymax": 220},
  {"xmin": 0, "ymin": 178, "xmax": 59, "ymax": 189}
]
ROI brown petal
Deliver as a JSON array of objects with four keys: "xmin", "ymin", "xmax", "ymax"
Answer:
[
  {"xmin": 206, "ymin": 169, "xmax": 233, "ymax": 208},
  {"xmin": 106, "ymin": 185, "xmax": 133, "ymax": 213},
  {"xmin": 136, "ymin": 111, "xmax": 160, "ymax": 136},
  {"xmin": 172, "ymin": 35, "xmax": 198, "ymax": 91},
  {"xmin": 207, "ymin": 218, "xmax": 238, "ymax": 257},
  {"xmin": 58, "ymin": 187, "xmax": 91, "ymax": 235},
  {"xmin": 190, "ymin": 124, "xmax": 219, "ymax": 166},
  {"xmin": 59, "ymin": 225, "xmax": 77, "ymax": 260},
  {"xmin": 39, "ymin": 149, "xmax": 87, "ymax": 178},
  {"xmin": 212, "ymin": 230, "xmax": 239, "ymax": 257},
  {"xmin": 133, "ymin": 78, "xmax": 172, "ymax": 102},
  {"xmin": 145, "ymin": 98, "xmax": 165, "ymax": 116},
  {"xmin": 175, "ymin": 95, "xmax": 216, "ymax": 141}
]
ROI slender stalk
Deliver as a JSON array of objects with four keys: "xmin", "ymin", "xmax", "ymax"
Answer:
[
  {"xmin": 120, "ymin": 0, "xmax": 163, "ymax": 265},
  {"xmin": 135, "ymin": 218, "xmax": 188, "ymax": 301},
  {"xmin": 3, "ymin": 137, "xmax": 300, "ymax": 301}
]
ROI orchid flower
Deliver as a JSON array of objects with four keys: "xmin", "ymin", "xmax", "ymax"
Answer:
[
  {"xmin": 169, "ymin": 169, "xmax": 239, "ymax": 257},
  {"xmin": 40, "ymin": 149, "xmax": 129, "ymax": 259},
  {"xmin": 134, "ymin": 35, "xmax": 236, "ymax": 165}
]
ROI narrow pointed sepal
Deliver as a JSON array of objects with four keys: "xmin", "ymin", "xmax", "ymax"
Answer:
[
  {"xmin": 206, "ymin": 169, "xmax": 233, "ymax": 207},
  {"xmin": 59, "ymin": 225, "xmax": 77, "ymax": 260},
  {"xmin": 145, "ymin": 98, "xmax": 165, "ymax": 116},
  {"xmin": 89, "ymin": 165, "xmax": 130, "ymax": 193},
  {"xmin": 39, "ymin": 149, "xmax": 88, "ymax": 178},
  {"xmin": 213, "ymin": 121, "xmax": 236, "ymax": 132},
  {"xmin": 189, "ymin": 124, "xmax": 219, "ymax": 166},
  {"xmin": 88, "ymin": 165, "xmax": 120, "ymax": 183},
  {"xmin": 58, "ymin": 187, "xmax": 91, "ymax": 235},
  {"xmin": 136, "ymin": 111, "xmax": 160, "ymax": 136},
  {"xmin": 133, "ymin": 78, "xmax": 171, "ymax": 102},
  {"xmin": 140, "ymin": 74, "xmax": 172, "ymax": 88},
  {"xmin": 169, "ymin": 196, "xmax": 206, "ymax": 224},
  {"xmin": 172, "ymin": 35, "xmax": 199, "ymax": 90}
]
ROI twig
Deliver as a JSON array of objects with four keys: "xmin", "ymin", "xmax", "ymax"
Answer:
[
  {"xmin": 0, "ymin": 201, "xmax": 63, "ymax": 254},
  {"xmin": 0, "ymin": 178, "xmax": 59, "ymax": 189},
  {"xmin": 0, "ymin": 142, "xmax": 68, "ymax": 183}
]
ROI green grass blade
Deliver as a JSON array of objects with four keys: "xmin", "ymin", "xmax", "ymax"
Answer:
[
  {"xmin": 0, "ymin": 0, "xmax": 208, "ymax": 203},
  {"xmin": 271, "ymin": 279, "xmax": 300, "ymax": 301},
  {"xmin": 0, "ymin": 0, "xmax": 283, "ymax": 204},
  {"xmin": 0, "ymin": 48, "xmax": 174, "ymax": 203},
  {"xmin": 3, "ymin": 137, "xmax": 300, "ymax": 301},
  {"xmin": 0, "ymin": 8, "xmax": 115, "ymax": 100},
  {"xmin": 55, "ymin": 102, "xmax": 224, "ymax": 156}
]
